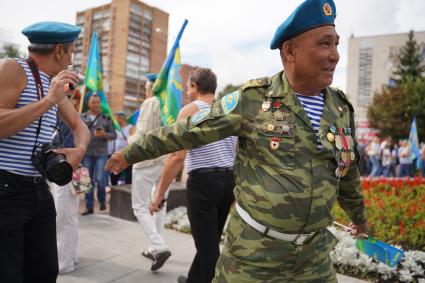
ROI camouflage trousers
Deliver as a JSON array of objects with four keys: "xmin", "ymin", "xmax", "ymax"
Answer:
[{"xmin": 212, "ymin": 209, "xmax": 338, "ymax": 283}]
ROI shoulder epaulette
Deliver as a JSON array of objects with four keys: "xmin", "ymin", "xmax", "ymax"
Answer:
[{"xmin": 241, "ymin": 76, "xmax": 272, "ymax": 92}]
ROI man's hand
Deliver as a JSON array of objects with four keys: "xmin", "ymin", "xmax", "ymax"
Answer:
[
  {"xmin": 149, "ymin": 192, "xmax": 164, "ymax": 215},
  {"xmin": 47, "ymin": 70, "xmax": 79, "ymax": 104},
  {"xmin": 105, "ymin": 149, "xmax": 129, "ymax": 175},
  {"xmin": 94, "ymin": 128, "xmax": 107, "ymax": 138},
  {"xmin": 53, "ymin": 147, "xmax": 85, "ymax": 170},
  {"xmin": 348, "ymin": 222, "xmax": 368, "ymax": 238}
]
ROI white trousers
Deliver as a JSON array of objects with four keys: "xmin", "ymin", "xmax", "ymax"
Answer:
[
  {"xmin": 51, "ymin": 183, "xmax": 79, "ymax": 273},
  {"xmin": 132, "ymin": 164, "xmax": 168, "ymax": 252}
]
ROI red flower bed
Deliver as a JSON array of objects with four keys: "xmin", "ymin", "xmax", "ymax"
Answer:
[{"xmin": 332, "ymin": 177, "xmax": 425, "ymax": 251}]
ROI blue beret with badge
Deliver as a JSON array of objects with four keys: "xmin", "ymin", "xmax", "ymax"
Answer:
[
  {"xmin": 22, "ymin": 21, "xmax": 81, "ymax": 44},
  {"xmin": 270, "ymin": 0, "xmax": 336, "ymax": 50},
  {"xmin": 146, "ymin": 73, "xmax": 158, "ymax": 83}
]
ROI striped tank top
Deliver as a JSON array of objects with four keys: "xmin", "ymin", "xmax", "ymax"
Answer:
[
  {"xmin": 296, "ymin": 93, "xmax": 325, "ymax": 150},
  {"xmin": 185, "ymin": 100, "xmax": 238, "ymax": 173},
  {"xmin": 0, "ymin": 58, "xmax": 57, "ymax": 176}
]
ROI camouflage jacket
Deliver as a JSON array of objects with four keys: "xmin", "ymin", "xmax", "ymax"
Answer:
[{"xmin": 125, "ymin": 71, "xmax": 366, "ymax": 233}]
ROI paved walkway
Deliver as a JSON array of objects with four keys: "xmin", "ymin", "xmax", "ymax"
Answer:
[{"xmin": 57, "ymin": 213, "xmax": 367, "ymax": 283}]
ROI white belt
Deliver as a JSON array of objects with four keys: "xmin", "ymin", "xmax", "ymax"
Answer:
[{"xmin": 235, "ymin": 203, "xmax": 316, "ymax": 245}]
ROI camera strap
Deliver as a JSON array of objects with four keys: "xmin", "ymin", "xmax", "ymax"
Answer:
[{"xmin": 26, "ymin": 57, "xmax": 45, "ymax": 159}]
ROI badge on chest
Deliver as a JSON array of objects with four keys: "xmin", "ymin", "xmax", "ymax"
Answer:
[{"xmin": 260, "ymin": 98, "xmax": 294, "ymax": 151}]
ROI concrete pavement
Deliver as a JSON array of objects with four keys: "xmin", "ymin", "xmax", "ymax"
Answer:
[{"xmin": 57, "ymin": 213, "xmax": 368, "ymax": 283}]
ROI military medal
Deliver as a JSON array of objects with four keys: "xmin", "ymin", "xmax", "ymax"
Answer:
[
  {"xmin": 337, "ymin": 106, "xmax": 344, "ymax": 117},
  {"xmin": 346, "ymin": 135, "xmax": 354, "ymax": 150},
  {"xmin": 335, "ymin": 167, "xmax": 342, "ymax": 178},
  {"xmin": 262, "ymin": 101, "xmax": 271, "ymax": 111},
  {"xmin": 267, "ymin": 124, "xmax": 275, "ymax": 131},
  {"xmin": 341, "ymin": 151, "xmax": 351, "ymax": 163},
  {"xmin": 273, "ymin": 110, "xmax": 285, "ymax": 121},
  {"xmin": 270, "ymin": 137, "xmax": 280, "ymax": 151},
  {"xmin": 335, "ymin": 166, "xmax": 349, "ymax": 178},
  {"xmin": 281, "ymin": 122, "xmax": 290, "ymax": 134},
  {"xmin": 273, "ymin": 101, "xmax": 282, "ymax": 109},
  {"xmin": 350, "ymin": 152, "xmax": 356, "ymax": 161},
  {"xmin": 341, "ymin": 166, "xmax": 349, "ymax": 177},
  {"xmin": 338, "ymin": 128, "xmax": 350, "ymax": 151},
  {"xmin": 327, "ymin": 132, "xmax": 335, "ymax": 142},
  {"xmin": 330, "ymin": 125, "xmax": 337, "ymax": 134},
  {"xmin": 335, "ymin": 136, "xmax": 342, "ymax": 150}
]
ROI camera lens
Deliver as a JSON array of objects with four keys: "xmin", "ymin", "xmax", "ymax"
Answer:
[
  {"xmin": 44, "ymin": 144, "xmax": 73, "ymax": 186},
  {"xmin": 46, "ymin": 160, "xmax": 73, "ymax": 186}
]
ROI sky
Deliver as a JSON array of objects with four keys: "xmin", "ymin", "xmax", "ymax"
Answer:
[{"xmin": 1, "ymin": 0, "xmax": 425, "ymax": 92}]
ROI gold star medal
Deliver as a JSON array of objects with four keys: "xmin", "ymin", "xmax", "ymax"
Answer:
[{"xmin": 327, "ymin": 132, "xmax": 335, "ymax": 142}]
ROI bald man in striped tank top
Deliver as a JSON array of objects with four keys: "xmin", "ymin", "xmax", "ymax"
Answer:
[{"xmin": 149, "ymin": 68, "xmax": 237, "ymax": 283}]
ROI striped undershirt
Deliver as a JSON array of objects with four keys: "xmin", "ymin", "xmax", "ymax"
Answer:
[
  {"xmin": 296, "ymin": 93, "xmax": 325, "ymax": 150},
  {"xmin": 185, "ymin": 100, "xmax": 238, "ymax": 173},
  {"xmin": 0, "ymin": 58, "xmax": 57, "ymax": 176}
]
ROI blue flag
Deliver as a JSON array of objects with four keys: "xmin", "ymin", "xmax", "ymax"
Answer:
[
  {"xmin": 83, "ymin": 32, "xmax": 119, "ymax": 129},
  {"xmin": 356, "ymin": 237, "xmax": 404, "ymax": 268},
  {"xmin": 408, "ymin": 116, "xmax": 420, "ymax": 161},
  {"xmin": 127, "ymin": 109, "xmax": 140, "ymax": 126},
  {"xmin": 152, "ymin": 19, "xmax": 188, "ymax": 125}
]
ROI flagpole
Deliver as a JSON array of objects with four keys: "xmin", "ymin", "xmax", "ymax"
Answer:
[
  {"xmin": 78, "ymin": 85, "xmax": 86, "ymax": 113},
  {"xmin": 332, "ymin": 221, "xmax": 368, "ymax": 238}
]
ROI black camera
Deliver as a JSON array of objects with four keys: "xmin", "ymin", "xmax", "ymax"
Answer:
[{"xmin": 32, "ymin": 142, "xmax": 73, "ymax": 186}]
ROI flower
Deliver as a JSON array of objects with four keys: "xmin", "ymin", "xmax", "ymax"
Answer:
[{"xmin": 71, "ymin": 166, "xmax": 91, "ymax": 194}]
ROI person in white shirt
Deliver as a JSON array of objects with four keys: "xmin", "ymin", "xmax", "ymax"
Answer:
[{"xmin": 127, "ymin": 73, "xmax": 171, "ymax": 271}]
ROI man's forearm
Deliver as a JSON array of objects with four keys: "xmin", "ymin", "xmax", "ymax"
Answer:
[
  {"xmin": 0, "ymin": 99, "xmax": 55, "ymax": 138},
  {"xmin": 155, "ymin": 154, "xmax": 185, "ymax": 198},
  {"xmin": 72, "ymin": 122, "xmax": 90, "ymax": 151}
]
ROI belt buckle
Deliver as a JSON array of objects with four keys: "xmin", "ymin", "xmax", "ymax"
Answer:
[{"xmin": 294, "ymin": 234, "xmax": 309, "ymax": 246}]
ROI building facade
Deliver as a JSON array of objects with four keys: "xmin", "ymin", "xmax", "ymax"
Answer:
[
  {"xmin": 346, "ymin": 31, "xmax": 425, "ymax": 125},
  {"xmin": 74, "ymin": 0, "xmax": 168, "ymax": 113}
]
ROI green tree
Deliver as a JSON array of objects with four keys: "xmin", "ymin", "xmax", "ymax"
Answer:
[
  {"xmin": 218, "ymin": 84, "xmax": 241, "ymax": 98},
  {"xmin": 391, "ymin": 30, "xmax": 425, "ymax": 84},
  {"xmin": 367, "ymin": 85, "xmax": 410, "ymax": 140},
  {"xmin": 0, "ymin": 43, "xmax": 21, "ymax": 58},
  {"xmin": 368, "ymin": 77, "xmax": 425, "ymax": 141},
  {"xmin": 403, "ymin": 76, "xmax": 425, "ymax": 141},
  {"xmin": 368, "ymin": 31, "xmax": 425, "ymax": 141}
]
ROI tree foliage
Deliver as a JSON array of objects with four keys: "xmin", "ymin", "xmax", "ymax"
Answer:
[
  {"xmin": 0, "ymin": 43, "xmax": 21, "ymax": 59},
  {"xmin": 367, "ymin": 85, "xmax": 410, "ymax": 140},
  {"xmin": 391, "ymin": 30, "xmax": 425, "ymax": 84},
  {"xmin": 368, "ymin": 31, "xmax": 425, "ymax": 141}
]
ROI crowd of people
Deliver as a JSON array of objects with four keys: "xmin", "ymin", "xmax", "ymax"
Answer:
[
  {"xmin": 1, "ymin": 0, "xmax": 371, "ymax": 282},
  {"xmin": 358, "ymin": 136, "xmax": 425, "ymax": 178}
]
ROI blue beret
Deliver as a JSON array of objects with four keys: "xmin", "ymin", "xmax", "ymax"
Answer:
[
  {"xmin": 270, "ymin": 0, "xmax": 336, "ymax": 50},
  {"xmin": 22, "ymin": 21, "xmax": 81, "ymax": 44},
  {"xmin": 146, "ymin": 73, "xmax": 157, "ymax": 83}
]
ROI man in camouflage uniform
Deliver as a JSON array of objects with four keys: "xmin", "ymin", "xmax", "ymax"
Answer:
[{"xmin": 106, "ymin": 0, "xmax": 367, "ymax": 281}]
